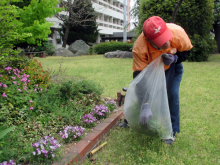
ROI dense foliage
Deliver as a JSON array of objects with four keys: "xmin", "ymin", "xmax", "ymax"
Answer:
[
  {"xmin": 0, "ymin": 0, "xmax": 61, "ymax": 59},
  {"xmin": 59, "ymin": 2, "xmax": 99, "ymax": 45},
  {"xmin": 137, "ymin": 0, "xmax": 216, "ymax": 61},
  {"xmin": 93, "ymin": 41, "xmax": 134, "ymax": 54},
  {"xmin": 0, "ymin": 56, "xmax": 120, "ymax": 164}
]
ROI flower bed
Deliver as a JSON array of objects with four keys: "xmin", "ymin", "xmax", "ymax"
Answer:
[{"xmin": 0, "ymin": 58, "xmax": 118, "ymax": 165}]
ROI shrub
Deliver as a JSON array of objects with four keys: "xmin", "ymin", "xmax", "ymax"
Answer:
[
  {"xmin": 0, "ymin": 56, "xmax": 30, "ymax": 72},
  {"xmin": 58, "ymin": 80, "xmax": 103, "ymax": 103},
  {"xmin": 34, "ymin": 42, "xmax": 55, "ymax": 56},
  {"xmin": 24, "ymin": 59, "xmax": 51, "ymax": 88},
  {"xmin": 93, "ymin": 41, "xmax": 133, "ymax": 54},
  {"xmin": 189, "ymin": 34, "xmax": 217, "ymax": 62}
]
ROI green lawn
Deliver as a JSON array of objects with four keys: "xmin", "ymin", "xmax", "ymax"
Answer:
[{"xmin": 37, "ymin": 54, "xmax": 220, "ymax": 165}]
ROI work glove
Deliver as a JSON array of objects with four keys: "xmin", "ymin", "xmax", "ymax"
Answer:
[
  {"xmin": 162, "ymin": 53, "xmax": 178, "ymax": 65},
  {"xmin": 139, "ymin": 103, "xmax": 153, "ymax": 127}
]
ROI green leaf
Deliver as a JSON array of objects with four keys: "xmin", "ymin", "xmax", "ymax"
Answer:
[{"xmin": 0, "ymin": 126, "xmax": 16, "ymax": 139}]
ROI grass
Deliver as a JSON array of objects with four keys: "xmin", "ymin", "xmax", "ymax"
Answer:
[{"xmin": 37, "ymin": 54, "xmax": 220, "ymax": 165}]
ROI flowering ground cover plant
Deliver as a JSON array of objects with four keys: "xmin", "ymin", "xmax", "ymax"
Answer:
[
  {"xmin": 91, "ymin": 104, "xmax": 111, "ymax": 120},
  {"xmin": 59, "ymin": 126, "xmax": 85, "ymax": 143},
  {"xmin": 30, "ymin": 136, "xmax": 61, "ymax": 164},
  {"xmin": 0, "ymin": 57, "xmax": 118, "ymax": 164}
]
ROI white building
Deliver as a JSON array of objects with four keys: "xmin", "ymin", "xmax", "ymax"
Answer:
[{"xmin": 46, "ymin": 0, "xmax": 131, "ymax": 49}]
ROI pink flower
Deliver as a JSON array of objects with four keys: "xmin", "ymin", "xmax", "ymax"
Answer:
[
  {"xmin": 30, "ymin": 100, "xmax": 33, "ymax": 103},
  {"xmin": 36, "ymin": 84, "xmax": 38, "ymax": 87},
  {"xmin": 28, "ymin": 80, "xmax": 30, "ymax": 83},
  {"xmin": 40, "ymin": 88, "xmax": 42, "ymax": 91},
  {"xmin": 0, "ymin": 83, "xmax": 2, "ymax": 87},
  {"xmin": 0, "ymin": 75, "xmax": 2, "ymax": 77},
  {"xmin": 8, "ymin": 71, "xmax": 11, "ymax": 74},
  {"xmin": 18, "ymin": 89, "xmax": 21, "ymax": 92},
  {"xmin": 21, "ymin": 69, "xmax": 24, "ymax": 71},
  {"xmin": 13, "ymin": 81, "xmax": 17, "ymax": 84},
  {"xmin": 11, "ymin": 77, "xmax": 16, "ymax": 80},
  {"xmin": 34, "ymin": 89, "xmax": 37, "ymax": 92},
  {"xmin": 45, "ymin": 88, "xmax": 47, "ymax": 91},
  {"xmin": 30, "ymin": 107, "xmax": 33, "ymax": 110},
  {"xmin": 2, "ymin": 93, "xmax": 7, "ymax": 97},
  {"xmin": 3, "ymin": 84, "xmax": 7, "ymax": 88}
]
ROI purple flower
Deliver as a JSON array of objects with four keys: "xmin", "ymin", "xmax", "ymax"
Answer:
[
  {"xmin": 82, "ymin": 113, "xmax": 97, "ymax": 124},
  {"xmin": 32, "ymin": 136, "xmax": 61, "ymax": 159},
  {"xmin": 0, "ymin": 83, "xmax": 2, "ymax": 87},
  {"xmin": 0, "ymin": 75, "xmax": 2, "ymax": 77},
  {"xmin": 32, "ymin": 142, "xmax": 40, "ymax": 147},
  {"xmin": 4, "ymin": 67, "xmax": 12, "ymax": 71},
  {"xmin": 36, "ymin": 148, "xmax": 41, "ymax": 155},
  {"xmin": 2, "ymin": 93, "xmax": 7, "ymax": 97},
  {"xmin": 60, "ymin": 126, "xmax": 85, "ymax": 141}
]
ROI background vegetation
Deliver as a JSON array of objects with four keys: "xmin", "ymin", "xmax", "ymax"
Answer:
[{"xmin": 134, "ymin": 0, "xmax": 216, "ymax": 62}]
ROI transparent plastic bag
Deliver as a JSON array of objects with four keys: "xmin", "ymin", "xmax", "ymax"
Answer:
[{"xmin": 123, "ymin": 56, "xmax": 173, "ymax": 139}]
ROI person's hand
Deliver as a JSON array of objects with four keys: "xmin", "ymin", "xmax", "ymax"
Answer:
[
  {"xmin": 139, "ymin": 103, "xmax": 153, "ymax": 126},
  {"xmin": 162, "ymin": 53, "xmax": 178, "ymax": 65}
]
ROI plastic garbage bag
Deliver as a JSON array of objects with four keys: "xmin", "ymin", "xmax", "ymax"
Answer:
[{"xmin": 123, "ymin": 55, "xmax": 173, "ymax": 139}]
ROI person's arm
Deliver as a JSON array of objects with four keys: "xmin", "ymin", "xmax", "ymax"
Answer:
[
  {"xmin": 133, "ymin": 71, "xmax": 141, "ymax": 79},
  {"xmin": 175, "ymin": 50, "xmax": 191, "ymax": 64}
]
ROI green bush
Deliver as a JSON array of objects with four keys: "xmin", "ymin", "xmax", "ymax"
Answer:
[
  {"xmin": 93, "ymin": 41, "xmax": 133, "ymax": 54},
  {"xmin": 0, "ymin": 55, "xmax": 31, "ymax": 72},
  {"xmin": 34, "ymin": 42, "xmax": 55, "ymax": 55},
  {"xmin": 189, "ymin": 34, "xmax": 217, "ymax": 62},
  {"xmin": 24, "ymin": 59, "xmax": 51, "ymax": 88}
]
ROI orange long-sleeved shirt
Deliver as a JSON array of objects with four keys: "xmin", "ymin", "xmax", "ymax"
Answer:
[{"xmin": 132, "ymin": 23, "xmax": 193, "ymax": 71}]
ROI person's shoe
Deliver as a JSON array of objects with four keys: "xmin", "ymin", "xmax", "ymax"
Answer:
[
  {"xmin": 162, "ymin": 138, "xmax": 175, "ymax": 145},
  {"xmin": 118, "ymin": 120, "xmax": 129, "ymax": 128}
]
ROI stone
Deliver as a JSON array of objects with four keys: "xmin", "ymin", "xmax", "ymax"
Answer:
[
  {"xmin": 68, "ymin": 40, "xmax": 89, "ymax": 54},
  {"xmin": 52, "ymin": 47, "xmax": 75, "ymax": 57},
  {"xmin": 103, "ymin": 50, "xmax": 133, "ymax": 58},
  {"xmin": 75, "ymin": 50, "xmax": 88, "ymax": 56}
]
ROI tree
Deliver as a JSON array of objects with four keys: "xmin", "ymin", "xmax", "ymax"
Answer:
[
  {"xmin": 0, "ymin": 0, "xmax": 31, "ymax": 59},
  {"xmin": 56, "ymin": 0, "xmax": 98, "ymax": 48},
  {"xmin": 11, "ymin": 0, "xmax": 31, "ymax": 8},
  {"xmin": 170, "ymin": 0, "xmax": 183, "ymax": 23},
  {"xmin": 213, "ymin": 0, "xmax": 220, "ymax": 52},
  {"xmin": 137, "ymin": 0, "xmax": 216, "ymax": 62},
  {"xmin": 130, "ymin": 0, "xmax": 141, "ymax": 29},
  {"xmin": 17, "ymin": 0, "xmax": 62, "ymax": 46},
  {"xmin": 60, "ymin": 21, "xmax": 99, "ymax": 45}
]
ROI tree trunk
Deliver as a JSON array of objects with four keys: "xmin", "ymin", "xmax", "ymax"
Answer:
[
  {"xmin": 62, "ymin": 23, "xmax": 70, "ymax": 48},
  {"xmin": 213, "ymin": 24, "xmax": 220, "ymax": 53},
  {"xmin": 170, "ymin": 0, "xmax": 183, "ymax": 23}
]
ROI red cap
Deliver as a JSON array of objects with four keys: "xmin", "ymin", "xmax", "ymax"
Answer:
[{"xmin": 143, "ymin": 16, "xmax": 173, "ymax": 48}]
